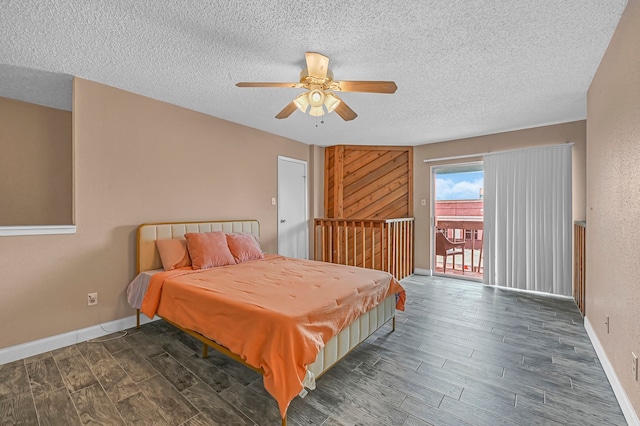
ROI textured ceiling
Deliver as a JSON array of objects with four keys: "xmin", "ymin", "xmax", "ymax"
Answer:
[
  {"xmin": 0, "ymin": 64, "xmax": 72, "ymax": 111},
  {"xmin": 0, "ymin": 1, "xmax": 627, "ymax": 146}
]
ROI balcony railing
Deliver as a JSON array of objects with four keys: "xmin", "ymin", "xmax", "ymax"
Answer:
[
  {"xmin": 314, "ymin": 217, "xmax": 414, "ymax": 280},
  {"xmin": 436, "ymin": 217, "xmax": 484, "ymax": 275}
]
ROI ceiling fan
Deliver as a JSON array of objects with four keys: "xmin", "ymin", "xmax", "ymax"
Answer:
[{"xmin": 236, "ymin": 52, "xmax": 397, "ymax": 121}]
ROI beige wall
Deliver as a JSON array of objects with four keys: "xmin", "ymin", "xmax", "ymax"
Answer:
[
  {"xmin": 309, "ymin": 145, "xmax": 325, "ymax": 259},
  {"xmin": 0, "ymin": 78, "xmax": 313, "ymax": 349},
  {"xmin": 310, "ymin": 145, "xmax": 325, "ymax": 219},
  {"xmin": 413, "ymin": 121, "xmax": 586, "ymax": 271},
  {"xmin": 0, "ymin": 96, "xmax": 72, "ymax": 225},
  {"xmin": 587, "ymin": 0, "xmax": 640, "ymax": 414}
]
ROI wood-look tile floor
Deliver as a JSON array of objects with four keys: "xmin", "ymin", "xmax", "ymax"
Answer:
[{"xmin": 0, "ymin": 275, "xmax": 627, "ymax": 425}]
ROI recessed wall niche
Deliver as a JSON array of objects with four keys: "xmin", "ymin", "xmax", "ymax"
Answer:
[{"xmin": 0, "ymin": 65, "xmax": 73, "ymax": 227}]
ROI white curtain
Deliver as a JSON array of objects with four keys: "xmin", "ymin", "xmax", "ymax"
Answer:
[{"xmin": 483, "ymin": 144, "xmax": 572, "ymax": 295}]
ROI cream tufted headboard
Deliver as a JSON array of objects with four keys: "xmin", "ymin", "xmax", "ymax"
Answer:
[{"xmin": 136, "ymin": 220, "xmax": 260, "ymax": 273}]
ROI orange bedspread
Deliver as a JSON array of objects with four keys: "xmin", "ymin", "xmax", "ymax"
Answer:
[{"xmin": 141, "ymin": 254, "xmax": 405, "ymax": 418}]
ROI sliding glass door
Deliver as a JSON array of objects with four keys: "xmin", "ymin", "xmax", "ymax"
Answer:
[{"xmin": 432, "ymin": 162, "xmax": 484, "ymax": 280}]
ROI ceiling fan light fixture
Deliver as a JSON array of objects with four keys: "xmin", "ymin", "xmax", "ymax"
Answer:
[
  {"xmin": 293, "ymin": 93, "xmax": 310, "ymax": 113},
  {"xmin": 308, "ymin": 89, "xmax": 324, "ymax": 107},
  {"xmin": 324, "ymin": 92, "xmax": 341, "ymax": 113},
  {"xmin": 309, "ymin": 106, "xmax": 324, "ymax": 117}
]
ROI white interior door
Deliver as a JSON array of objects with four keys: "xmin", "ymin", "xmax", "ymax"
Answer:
[{"xmin": 277, "ymin": 156, "xmax": 308, "ymax": 259}]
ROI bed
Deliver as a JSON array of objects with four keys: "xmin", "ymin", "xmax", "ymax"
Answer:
[{"xmin": 129, "ymin": 219, "xmax": 405, "ymax": 425}]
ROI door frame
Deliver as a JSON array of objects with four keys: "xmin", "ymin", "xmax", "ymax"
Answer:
[{"xmin": 277, "ymin": 156, "xmax": 309, "ymax": 258}]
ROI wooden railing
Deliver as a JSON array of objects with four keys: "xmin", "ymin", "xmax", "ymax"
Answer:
[
  {"xmin": 574, "ymin": 221, "xmax": 586, "ymax": 316},
  {"xmin": 314, "ymin": 217, "xmax": 414, "ymax": 280}
]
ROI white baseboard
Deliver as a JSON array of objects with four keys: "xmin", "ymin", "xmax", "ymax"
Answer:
[
  {"xmin": 584, "ymin": 316, "xmax": 640, "ymax": 426},
  {"xmin": 413, "ymin": 268, "xmax": 432, "ymax": 276},
  {"xmin": 0, "ymin": 314, "xmax": 159, "ymax": 365}
]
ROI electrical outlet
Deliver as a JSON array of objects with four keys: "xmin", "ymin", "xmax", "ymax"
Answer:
[
  {"xmin": 633, "ymin": 352, "xmax": 638, "ymax": 381},
  {"xmin": 87, "ymin": 292, "xmax": 98, "ymax": 306},
  {"xmin": 605, "ymin": 315, "xmax": 609, "ymax": 334}
]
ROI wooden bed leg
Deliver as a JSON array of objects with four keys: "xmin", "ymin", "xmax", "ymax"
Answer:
[
  {"xmin": 136, "ymin": 310, "xmax": 140, "ymax": 329},
  {"xmin": 392, "ymin": 316, "xmax": 396, "ymax": 332},
  {"xmin": 202, "ymin": 344, "xmax": 208, "ymax": 359}
]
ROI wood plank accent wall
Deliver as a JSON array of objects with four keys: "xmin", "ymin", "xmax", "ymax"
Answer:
[{"xmin": 325, "ymin": 145, "xmax": 413, "ymax": 219}]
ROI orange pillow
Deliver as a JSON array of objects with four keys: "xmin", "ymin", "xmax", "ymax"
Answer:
[
  {"xmin": 226, "ymin": 233, "xmax": 264, "ymax": 263},
  {"xmin": 156, "ymin": 239, "xmax": 191, "ymax": 270},
  {"xmin": 185, "ymin": 231, "xmax": 236, "ymax": 270}
]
